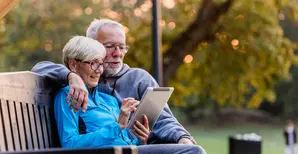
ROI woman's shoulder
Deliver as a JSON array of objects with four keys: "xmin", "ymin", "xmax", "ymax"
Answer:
[
  {"xmin": 97, "ymin": 91, "xmax": 116, "ymax": 101},
  {"xmin": 55, "ymin": 86, "xmax": 71, "ymax": 99},
  {"xmin": 95, "ymin": 89, "xmax": 118, "ymax": 106}
]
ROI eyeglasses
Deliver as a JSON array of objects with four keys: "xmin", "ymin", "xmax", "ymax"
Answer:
[
  {"xmin": 103, "ymin": 42, "xmax": 129, "ymax": 53},
  {"xmin": 75, "ymin": 59, "xmax": 106, "ymax": 71}
]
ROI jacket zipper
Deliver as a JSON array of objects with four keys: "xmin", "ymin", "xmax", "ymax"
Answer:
[{"xmin": 90, "ymin": 88, "xmax": 132, "ymax": 145}]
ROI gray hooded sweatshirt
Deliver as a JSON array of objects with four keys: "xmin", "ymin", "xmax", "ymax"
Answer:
[{"xmin": 32, "ymin": 61, "xmax": 194, "ymax": 143}]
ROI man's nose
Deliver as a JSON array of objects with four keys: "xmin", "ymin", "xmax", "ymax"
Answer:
[{"xmin": 112, "ymin": 46, "xmax": 122, "ymax": 57}]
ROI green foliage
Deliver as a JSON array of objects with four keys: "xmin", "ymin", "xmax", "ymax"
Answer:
[
  {"xmin": 1, "ymin": 0, "xmax": 298, "ymax": 109},
  {"xmin": 169, "ymin": 0, "xmax": 298, "ymax": 108}
]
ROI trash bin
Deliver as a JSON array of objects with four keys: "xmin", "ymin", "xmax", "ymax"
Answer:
[{"xmin": 229, "ymin": 133, "xmax": 262, "ymax": 154}]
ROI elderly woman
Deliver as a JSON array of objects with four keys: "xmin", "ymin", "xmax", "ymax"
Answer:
[
  {"xmin": 54, "ymin": 36, "xmax": 204, "ymax": 154},
  {"xmin": 55, "ymin": 36, "xmax": 148, "ymax": 147}
]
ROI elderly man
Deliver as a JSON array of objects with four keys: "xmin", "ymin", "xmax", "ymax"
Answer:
[{"xmin": 32, "ymin": 18, "xmax": 199, "ymax": 146}]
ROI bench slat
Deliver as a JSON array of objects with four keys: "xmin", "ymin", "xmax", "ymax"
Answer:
[
  {"xmin": 22, "ymin": 103, "xmax": 33, "ymax": 149},
  {"xmin": 0, "ymin": 71, "xmax": 52, "ymax": 106},
  {"xmin": 28, "ymin": 104, "xmax": 39, "ymax": 149},
  {"xmin": 15, "ymin": 102, "xmax": 27, "ymax": 150},
  {"xmin": 39, "ymin": 106, "xmax": 49, "ymax": 148},
  {"xmin": 1, "ymin": 99, "xmax": 14, "ymax": 151},
  {"xmin": 0, "ymin": 99, "xmax": 6, "ymax": 151},
  {"xmin": 34, "ymin": 105, "xmax": 44, "ymax": 149},
  {"xmin": 8, "ymin": 100, "xmax": 21, "ymax": 151},
  {"xmin": 45, "ymin": 108, "xmax": 53, "ymax": 147}
]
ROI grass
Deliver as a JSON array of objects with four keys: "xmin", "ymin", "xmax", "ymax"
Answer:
[{"xmin": 186, "ymin": 124, "xmax": 286, "ymax": 154}]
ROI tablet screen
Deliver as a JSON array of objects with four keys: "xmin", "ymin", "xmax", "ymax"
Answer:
[{"xmin": 127, "ymin": 87, "xmax": 174, "ymax": 130}]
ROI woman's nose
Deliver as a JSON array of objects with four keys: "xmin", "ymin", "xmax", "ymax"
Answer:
[{"xmin": 94, "ymin": 66, "xmax": 104, "ymax": 74}]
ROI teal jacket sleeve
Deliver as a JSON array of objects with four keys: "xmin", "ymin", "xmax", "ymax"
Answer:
[{"xmin": 54, "ymin": 90, "xmax": 123, "ymax": 148}]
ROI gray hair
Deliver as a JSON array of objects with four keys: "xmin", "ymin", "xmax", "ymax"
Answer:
[
  {"xmin": 86, "ymin": 18, "xmax": 126, "ymax": 40},
  {"xmin": 62, "ymin": 36, "xmax": 106, "ymax": 68}
]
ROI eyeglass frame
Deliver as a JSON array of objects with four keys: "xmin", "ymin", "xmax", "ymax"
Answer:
[
  {"xmin": 102, "ymin": 42, "xmax": 130, "ymax": 53},
  {"xmin": 74, "ymin": 59, "xmax": 106, "ymax": 71}
]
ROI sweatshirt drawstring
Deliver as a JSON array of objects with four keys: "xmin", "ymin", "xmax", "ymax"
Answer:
[{"xmin": 111, "ymin": 78, "xmax": 118, "ymax": 96}]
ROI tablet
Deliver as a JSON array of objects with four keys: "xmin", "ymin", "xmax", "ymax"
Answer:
[{"xmin": 127, "ymin": 87, "xmax": 174, "ymax": 130}]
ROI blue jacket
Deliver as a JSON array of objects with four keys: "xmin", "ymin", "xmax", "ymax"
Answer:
[
  {"xmin": 54, "ymin": 86, "xmax": 139, "ymax": 148},
  {"xmin": 32, "ymin": 61, "xmax": 193, "ymax": 143}
]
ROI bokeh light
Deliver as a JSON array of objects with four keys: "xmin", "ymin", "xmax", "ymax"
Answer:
[
  {"xmin": 129, "ymin": 0, "xmax": 137, "ymax": 5},
  {"xmin": 134, "ymin": 8, "xmax": 142, "ymax": 17},
  {"xmin": 73, "ymin": 8, "xmax": 83, "ymax": 17},
  {"xmin": 85, "ymin": 7, "xmax": 93, "ymax": 15},
  {"xmin": 107, "ymin": 10, "xmax": 120, "ymax": 19},
  {"xmin": 163, "ymin": 0, "xmax": 175, "ymax": 9},
  {"xmin": 160, "ymin": 20, "xmax": 166, "ymax": 27},
  {"xmin": 45, "ymin": 44, "xmax": 52, "ymax": 52},
  {"xmin": 92, "ymin": 0, "xmax": 100, "ymax": 4},
  {"xmin": 231, "ymin": 39, "xmax": 239, "ymax": 46},
  {"xmin": 140, "ymin": 1, "xmax": 152, "ymax": 12},
  {"xmin": 278, "ymin": 13, "xmax": 285, "ymax": 20},
  {"xmin": 123, "ymin": 26, "xmax": 129, "ymax": 34},
  {"xmin": 184, "ymin": 54, "xmax": 193, "ymax": 63},
  {"xmin": 201, "ymin": 42, "xmax": 208, "ymax": 47},
  {"xmin": 168, "ymin": 22, "xmax": 176, "ymax": 30}
]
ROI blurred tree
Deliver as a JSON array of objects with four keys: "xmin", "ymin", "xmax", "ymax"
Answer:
[
  {"xmin": 259, "ymin": 12, "xmax": 298, "ymax": 118},
  {"xmin": 167, "ymin": 0, "xmax": 298, "ymax": 109},
  {"xmin": 1, "ymin": 0, "xmax": 298, "ymax": 112}
]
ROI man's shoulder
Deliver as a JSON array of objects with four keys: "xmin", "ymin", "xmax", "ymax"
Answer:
[{"xmin": 126, "ymin": 67, "xmax": 151, "ymax": 76}]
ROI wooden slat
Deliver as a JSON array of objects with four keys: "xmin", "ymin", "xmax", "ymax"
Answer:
[
  {"xmin": 114, "ymin": 147, "xmax": 122, "ymax": 154},
  {"xmin": 45, "ymin": 107, "xmax": 53, "ymax": 147},
  {"xmin": 27, "ymin": 104, "xmax": 38, "ymax": 149},
  {"xmin": 0, "ymin": 99, "xmax": 13, "ymax": 151},
  {"xmin": 33, "ymin": 105, "xmax": 44, "ymax": 149},
  {"xmin": 0, "ymin": 99, "xmax": 7, "ymax": 151},
  {"xmin": 22, "ymin": 103, "xmax": 33, "ymax": 149},
  {"xmin": 0, "ymin": 71, "xmax": 52, "ymax": 106},
  {"xmin": 0, "ymin": 0, "xmax": 19, "ymax": 19},
  {"xmin": 8, "ymin": 100, "xmax": 20, "ymax": 150},
  {"xmin": 39, "ymin": 106, "xmax": 49, "ymax": 148},
  {"xmin": 15, "ymin": 102, "xmax": 26, "ymax": 150},
  {"xmin": 131, "ymin": 146, "xmax": 138, "ymax": 154}
]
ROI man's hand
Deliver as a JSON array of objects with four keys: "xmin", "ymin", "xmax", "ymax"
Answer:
[
  {"xmin": 178, "ymin": 138, "xmax": 196, "ymax": 145},
  {"xmin": 133, "ymin": 115, "xmax": 150, "ymax": 145},
  {"xmin": 66, "ymin": 72, "xmax": 88, "ymax": 112}
]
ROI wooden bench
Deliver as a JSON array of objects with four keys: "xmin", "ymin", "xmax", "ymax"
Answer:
[{"xmin": 0, "ymin": 71, "xmax": 137, "ymax": 154}]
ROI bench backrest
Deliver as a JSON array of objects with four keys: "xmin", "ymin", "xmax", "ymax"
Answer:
[{"xmin": 0, "ymin": 71, "xmax": 59, "ymax": 151}]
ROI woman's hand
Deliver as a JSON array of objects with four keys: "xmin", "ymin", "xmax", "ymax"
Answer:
[
  {"xmin": 133, "ymin": 115, "xmax": 150, "ymax": 145},
  {"xmin": 117, "ymin": 97, "xmax": 139, "ymax": 128}
]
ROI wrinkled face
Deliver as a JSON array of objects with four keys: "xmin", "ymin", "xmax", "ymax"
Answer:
[
  {"xmin": 97, "ymin": 25, "xmax": 127, "ymax": 76},
  {"xmin": 72, "ymin": 58, "xmax": 104, "ymax": 88}
]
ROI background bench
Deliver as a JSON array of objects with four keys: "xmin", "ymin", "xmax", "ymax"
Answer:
[{"xmin": 0, "ymin": 71, "xmax": 137, "ymax": 154}]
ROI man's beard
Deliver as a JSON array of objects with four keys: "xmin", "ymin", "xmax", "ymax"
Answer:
[{"xmin": 104, "ymin": 61, "xmax": 123, "ymax": 76}]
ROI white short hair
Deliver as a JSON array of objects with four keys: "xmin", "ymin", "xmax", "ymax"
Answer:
[
  {"xmin": 62, "ymin": 36, "xmax": 106, "ymax": 68},
  {"xmin": 86, "ymin": 18, "xmax": 126, "ymax": 40}
]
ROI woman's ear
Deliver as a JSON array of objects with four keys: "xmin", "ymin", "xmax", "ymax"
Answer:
[{"xmin": 68, "ymin": 60, "xmax": 77, "ymax": 73}]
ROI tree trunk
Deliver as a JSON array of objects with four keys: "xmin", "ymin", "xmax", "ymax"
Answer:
[{"xmin": 163, "ymin": 0, "xmax": 234, "ymax": 85}]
